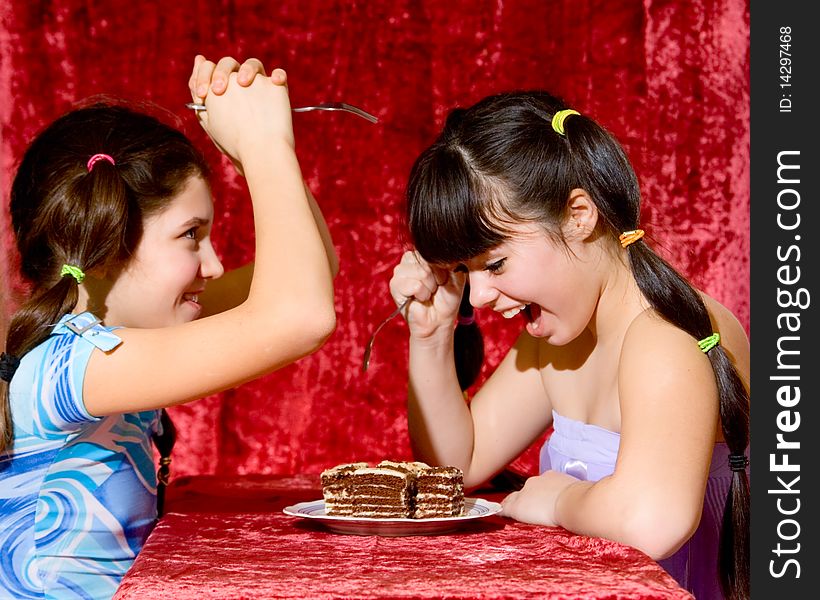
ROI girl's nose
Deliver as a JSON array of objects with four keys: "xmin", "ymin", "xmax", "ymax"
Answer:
[
  {"xmin": 468, "ymin": 272, "xmax": 497, "ymax": 308},
  {"xmin": 200, "ymin": 242, "xmax": 225, "ymax": 280}
]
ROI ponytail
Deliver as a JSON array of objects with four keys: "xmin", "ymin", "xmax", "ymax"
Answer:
[
  {"xmin": 626, "ymin": 240, "xmax": 750, "ymax": 600},
  {"xmin": 152, "ymin": 409, "xmax": 176, "ymax": 516},
  {"xmin": 1, "ymin": 276, "xmax": 82, "ymax": 454},
  {"xmin": 3, "ymin": 103, "xmax": 203, "ymax": 510},
  {"xmin": 453, "ymin": 281, "xmax": 484, "ymax": 392},
  {"xmin": 2, "ymin": 275, "xmax": 179, "ymax": 504}
]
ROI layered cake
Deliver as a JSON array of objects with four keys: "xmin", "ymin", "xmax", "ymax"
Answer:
[
  {"xmin": 320, "ymin": 460, "xmax": 464, "ymax": 519},
  {"xmin": 413, "ymin": 465, "xmax": 465, "ymax": 518}
]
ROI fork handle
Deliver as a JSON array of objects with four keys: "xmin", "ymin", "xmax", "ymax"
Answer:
[
  {"xmin": 372, "ymin": 299, "xmax": 409, "ymax": 337},
  {"xmin": 185, "ymin": 102, "xmax": 307, "ymax": 112},
  {"xmin": 361, "ymin": 298, "xmax": 411, "ymax": 373}
]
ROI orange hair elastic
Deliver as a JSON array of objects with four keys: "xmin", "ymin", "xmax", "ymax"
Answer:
[{"xmin": 619, "ymin": 229, "xmax": 645, "ymax": 248}]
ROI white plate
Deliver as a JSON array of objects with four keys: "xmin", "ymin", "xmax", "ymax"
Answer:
[{"xmin": 283, "ymin": 497, "xmax": 503, "ymax": 536}]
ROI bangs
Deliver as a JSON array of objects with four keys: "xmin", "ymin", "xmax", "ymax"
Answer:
[{"xmin": 407, "ymin": 143, "xmax": 515, "ymax": 265}]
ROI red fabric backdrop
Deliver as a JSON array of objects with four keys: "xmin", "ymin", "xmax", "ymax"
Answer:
[{"xmin": 0, "ymin": 0, "xmax": 749, "ymax": 479}]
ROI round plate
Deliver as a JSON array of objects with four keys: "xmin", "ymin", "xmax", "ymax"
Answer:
[{"xmin": 283, "ymin": 497, "xmax": 502, "ymax": 536}]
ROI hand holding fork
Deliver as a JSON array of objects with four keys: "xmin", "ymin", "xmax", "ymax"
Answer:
[{"xmin": 187, "ymin": 55, "xmax": 377, "ymax": 123}]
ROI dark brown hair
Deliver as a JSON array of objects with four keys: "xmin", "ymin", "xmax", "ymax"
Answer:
[
  {"xmin": 1, "ymin": 101, "xmax": 209, "ymax": 459},
  {"xmin": 406, "ymin": 91, "xmax": 750, "ymax": 600}
]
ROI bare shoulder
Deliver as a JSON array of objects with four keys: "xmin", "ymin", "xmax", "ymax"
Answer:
[
  {"xmin": 613, "ymin": 308, "xmax": 724, "ymax": 545},
  {"xmin": 621, "ymin": 293, "xmax": 749, "ymax": 385},
  {"xmin": 617, "ymin": 308, "xmax": 720, "ymax": 452},
  {"xmin": 620, "ymin": 310, "xmax": 715, "ymax": 389}
]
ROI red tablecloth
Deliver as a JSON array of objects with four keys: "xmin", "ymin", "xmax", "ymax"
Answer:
[{"xmin": 113, "ymin": 475, "xmax": 693, "ymax": 600}]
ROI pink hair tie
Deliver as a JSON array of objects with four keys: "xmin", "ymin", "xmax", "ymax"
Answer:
[{"xmin": 86, "ymin": 153, "xmax": 115, "ymax": 172}]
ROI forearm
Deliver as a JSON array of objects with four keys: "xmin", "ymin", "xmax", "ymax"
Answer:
[
  {"xmin": 554, "ymin": 479, "xmax": 618, "ymax": 537},
  {"xmin": 200, "ymin": 182, "xmax": 335, "ymax": 317},
  {"xmin": 407, "ymin": 333, "xmax": 475, "ymax": 473},
  {"xmin": 304, "ymin": 184, "xmax": 339, "ymax": 277},
  {"xmin": 241, "ymin": 144, "xmax": 335, "ymax": 340},
  {"xmin": 554, "ymin": 476, "xmax": 689, "ymax": 559}
]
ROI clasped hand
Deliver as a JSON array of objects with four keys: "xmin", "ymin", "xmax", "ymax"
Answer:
[
  {"xmin": 188, "ymin": 55, "xmax": 293, "ymax": 171},
  {"xmin": 388, "ymin": 250, "xmax": 467, "ymax": 341}
]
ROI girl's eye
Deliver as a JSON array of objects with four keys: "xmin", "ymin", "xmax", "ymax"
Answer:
[
  {"xmin": 485, "ymin": 258, "xmax": 506, "ymax": 273},
  {"xmin": 183, "ymin": 227, "xmax": 197, "ymax": 240}
]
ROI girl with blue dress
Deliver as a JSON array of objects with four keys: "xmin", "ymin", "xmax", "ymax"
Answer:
[{"xmin": 0, "ymin": 56, "xmax": 338, "ymax": 599}]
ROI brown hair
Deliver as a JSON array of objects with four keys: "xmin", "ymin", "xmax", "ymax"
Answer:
[
  {"xmin": 406, "ymin": 91, "xmax": 750, "ymax": 599},
  {"xmin": 1, "ymin": 100, "xmax": 209, "ymax": 454}
]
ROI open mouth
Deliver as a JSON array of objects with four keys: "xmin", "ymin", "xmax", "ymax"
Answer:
[
  {"xmin": 523, "ymin": 304, "xmax": 539, "ymax": 323},
  {"xmin": 501, "ymin": 305, "xmax": 528, "ymax": 319}
]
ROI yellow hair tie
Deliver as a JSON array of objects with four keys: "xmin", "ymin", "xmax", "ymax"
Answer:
[
  {"xmin": 698, "ymin": 333, "xmax": 720, "ymax": 353},
  {"xmin": 551, "ymin": 109, "xmax": 579, "ymax": 135},
  {"xmin": 60, "ymin": 264, "xmax": 85, "ymax": 284},
  {"xmin": 619, "ymin": 229, "xmax": 645, "ymax": 248}
]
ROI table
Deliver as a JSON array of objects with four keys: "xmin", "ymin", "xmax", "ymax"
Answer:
[{"xmin": 113, "ymin": 474, "xmax": 693, "ymax": 599}]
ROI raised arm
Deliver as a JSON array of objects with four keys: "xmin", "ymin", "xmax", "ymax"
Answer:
[
  {"xmin": 197, "ymin": 183, "xmax": 338, "ymax": 318},
  {"xmin": 191, "ymin": 57, "xmax": 339, "ymax": 318},
  {"xmin": 83, "ymin": 61, "xmax": 336, "ymax": 416},
  {"xmin": 393, "ymin": 251, "xmax": 551, "ymax": 488}
]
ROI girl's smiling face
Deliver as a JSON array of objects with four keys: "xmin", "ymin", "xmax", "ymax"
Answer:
[
  {"xmin": 101, "ymin": 176, "xmax": 224, "ymax": 328},
  {"xmin": 463, "ymin": 221, "xmax": 603, "ymax": 345}
]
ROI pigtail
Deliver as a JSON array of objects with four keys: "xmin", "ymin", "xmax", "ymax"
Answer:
[
  {"xmin": 712, "ymin": 345, "xmax": 751, "ymax": 600},
  {"xmin": 152, "ymin": 409, "xmax": 177, "ymax": 516},
  {"xmin": 556, "ymin": 105, "xmax": 749, "ymax": 596},
  {"xmin": 452, "ymin": 281, "xmax": 528, "ymax": 492},
  {"xmin": 0, "ymin": 376, "xmax": 15, "ymax": 454},
  {"xmin": 626, "ymin": 241, "xmax": 750, "ymax": 600},
  {"xmin": 1, "ymin": 278, "xmax": 80, "ymax": 454},
  {"xmin": 0, "ymin": 393, "xmax": 10, "ymax": 452},
  {"xmin": 560, "ymin": 109, "xmax": 749, "ymax": 598},
  {"xmin": 453, "ymin": 281, "xmax": 484, "ymax": 391},
  {"xmin": 3, "ymin": 135, "xmax": 133, "ymax": 455},
  {"xmin": 4, "ymin": 103, "xmax": 206, "ymax": 520}
]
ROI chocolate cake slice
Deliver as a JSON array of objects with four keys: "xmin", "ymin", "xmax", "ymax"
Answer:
[
  {"xmin": 413, "ymin": 466, "xmax": 464, "ymax": 518},
  {"xmin": 322, "ymin": 463, "xmax": 414, "ymax": 517},
  {"xmin": 320, "ymin": 460, "xmax": 465, "ymax": 519},
  {"xmin": 320, "ymin": 462, "xmax": 368, "ymax": 516}
]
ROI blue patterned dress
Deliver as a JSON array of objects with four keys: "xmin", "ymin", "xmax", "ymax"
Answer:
[{"xmin": 0, "ymin": 313, "xmax": 160, "ymax": 599}]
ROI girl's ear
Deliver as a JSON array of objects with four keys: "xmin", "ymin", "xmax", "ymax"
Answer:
[{"xmin": 562, "ymin": 188, "xmax": 599, "ymax": 241}]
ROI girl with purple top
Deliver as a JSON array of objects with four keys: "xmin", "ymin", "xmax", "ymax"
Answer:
[{"xmin": 387, "ymin": 93, "xmax": 749, "ymax": 599}]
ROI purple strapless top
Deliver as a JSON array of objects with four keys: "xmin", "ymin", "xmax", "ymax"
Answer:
[{"xmin": 540, "ymin": 410, "xmax": 744, "ymax": 599}]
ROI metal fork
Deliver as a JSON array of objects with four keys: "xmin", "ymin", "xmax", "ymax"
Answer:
[
  {"xmin": 362, "ymin": 299, "xmax": 410, "ymax": 372},
  {"xmin": 185, "ymin": 101, "xmax": 378, "ymax": 124}
]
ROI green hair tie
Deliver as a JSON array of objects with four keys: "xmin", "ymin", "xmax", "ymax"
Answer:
[
  {"xmin": 551, "ymin": 109, "xmax": 580, "ymax": 135},
  {"xmin": 60, "ymin": 264, "xmax": 85, "ymax": 284},
  {"xmin": 698, "ymin": 333, "xmax": 720, "ymax": 353}
]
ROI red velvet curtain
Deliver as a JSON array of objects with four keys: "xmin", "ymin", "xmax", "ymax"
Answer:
[{"xmin": 0, "ymin": 0, "xmax": 749, "ymax": 478}]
